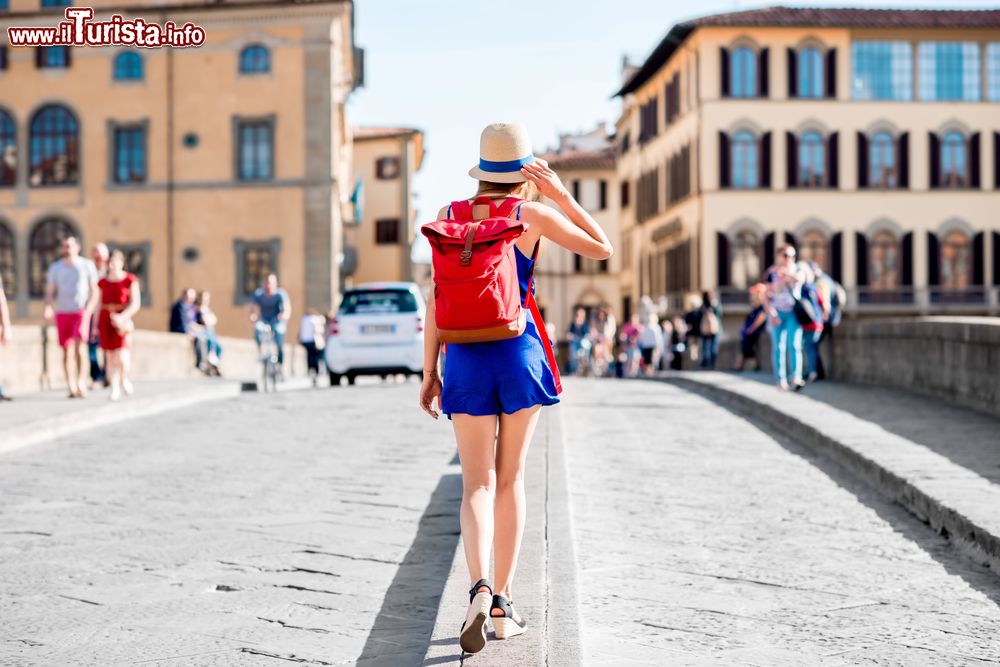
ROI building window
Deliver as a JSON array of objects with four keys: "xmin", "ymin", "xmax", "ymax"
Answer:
[
  {"xmin": 598, "ymin": 180, "xmax": 607, "ymax": 210},
  {"xmin": 239, "ymin": 44, "xmax": 270, "ymax": 74},
  {"xmin": 113, "ymin": 52, "xmax": 143, "ymax": 81},
  {"xmin": 940, "ymin": 229, "xmax": 971, "ymax": 290},
  {"xmin": 234, "ymin": 239, "xmax": 279, "ymax": 302},
  {"xmin": 988, "ymin": 43, "xmax": 1000, "ymax": 101},
  {"xmin": 799, "ymin": 229, "xmax": 828, "ymax": 271},
  {"xmin": 113, "ymin": 125, "xmax": 146, "ymax": 183},
  {"xmin": 375, "ymin": 218, "xmax": 400, "ymax": 245},
  {"xmin": 852, "ymin": 41, "xmax": 912, "ymax": 101},
  {"xmin": 730, "ymin": 47, "xmax": 757, "ymax": 98},
  {"xmin": 0, "ymin": 221, "xmax": 14, "ymax": 296},
  {"xmin": 869, "ymin": 131, "xmax": 897, "ymax": 188},
  {"xmin": 798, "ymin": 131, "xmax": 826, "ymax": 187},
  {"xmin": 731, "ymin": 131, "xmax": 759, "ymax": 188},
  {"xmin": 0, "ymin": 0, "xmax": 8, "ymax": 10},
  {"xmin": 0, "ymin": 46, "xmax": 8, "ymax": 70},
  {"xmin": 638, "ymin": 97, "xmax": 659, "ymax": 144},
  {"xmin": 730, "ymin": 230, "xmax": 761, "ymax": 289},
  {"xmin": 41, "ymin": 0, "xmax": 71, "ymax": 6},
  {"xmin": 236, "ymin": 118, "xmax": 273, "ymax": 181},
  {"xmin": 29, "ymin": 105, "xmax": 79, "ymax": 187},
  {"xmin": 36, "ymin": 45, "xmax": 70, "ymax": 69},
  {"xmin": 29, "ymin": 218, "xmax": 77, "ymax": 298},
  {"xmin": 620, "ymin": 180, "xmax": 630, "ymax": 208},
  {"xmin": 919, "ymin": 42, "xmax": 980, "ymax": 102},
  {"xmin": 108, "ymin": 242, "xmax": 150, "ymax": 305},
  {"xmin": 0, "ymin": 110, "xmax": 15, "ymax": 187},
  {"xmin": 375, "ymin": 156, "xmax": 400, "ymax": 180},
  {"xmin": 869, "ymin": 230, "xmax": 899, "ymax": 290},
  {"xmin": 797, "ymin": 48, "xmax": 824, "ymax": 98},
  {"xmin": 940, "ymin": 131, "xmax": 968, "ymax": 188}
]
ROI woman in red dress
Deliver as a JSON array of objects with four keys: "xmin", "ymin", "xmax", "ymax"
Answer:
[{"xmin": 98, "ymin": 250, "xmax": 142, "ymax": 401}]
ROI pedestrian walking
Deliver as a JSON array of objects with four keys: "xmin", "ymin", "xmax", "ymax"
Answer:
[
  {"xmin": 196, "ymin": 291, "xmax": 223, "ymax": 376},
  {"xmin": 589, "ymin": 308, "xmax": 615, "ymax": 377},
  {"xmin": 735, "ymin": 283, "xmax": 768, "ymax": 372},
  {"xmin": 87, "ymin": 243, "xmax": 109, "ymax": 390},
  {"xmin": 565, "ymin": 307, "xmax": 590, "ymax": 375},
  {"xmin": 619, "ymin": 313, "xmax": 643, "ymax": 377},
  {"xmin": 249, "ymin": 274, "xmax": 291, "ymax": 377},
  {"xmin": 698, "ymin": 290, "xmax": 722, "ymax": 369},
  {"xmin": 299, "ymin": 308, "xmax": 326, "ymax": 386},
  {"xmin": 0, "ymin": 273, "xmax": 12, "ymax": 401},
  {"xmin": 637, "ymin": 312, "xmax": 663, "ymax": 375},
  {"xmin": 98, "ymin": 250, "xmax": 141, "ymax": 401},
  {"xmin": 800, "ymin": 266, "xmax": 826, "ymax": 382},
  {"xmin": 765, "ymin": 244, "xmax": 806, "ymax": 391},
  {"xmin": 658, "ymin": 318, "xmax": 674, "ymax": 371},
  {"xmin": 43, "ymin": 236, "xmax": 100, "ymax": 398},
  {"xmin": 670, "ymin": 316, "xmax": 687, "ymax": 370},
  {"xmin": 809, "ymin": 261, "xmax": 843, "ymax": 380},
  {"xmin": 418, "ymin": 122, "xmax": 612, "ymax": 656}
]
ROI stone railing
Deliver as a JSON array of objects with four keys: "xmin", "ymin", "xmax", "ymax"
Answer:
[{"xmin": 0, "ymin": 325, "xmax": 304, "ymax": 394}]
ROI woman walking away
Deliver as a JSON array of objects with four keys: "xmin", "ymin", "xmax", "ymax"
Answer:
[
  {"xmin": 299, "ymin": 308, "xmax": 326, "ymax": 386},
  {"xmin": 98, "ymin": 250, "xmax": 141, "ymax": 401},
  {"xmin": 637, "ymin": 312, "xmax": 663, "ymax": 375},
  {"xmin": 418, "ymin": 122, "xmax": 612, "ymax": 655},
  {"xmin": 765, "ymin": 244, "xmax": 805, "ymax": 391},
  {"xmin": 698, "ymin": 291, "xmax": 722, "ymax": 369}
]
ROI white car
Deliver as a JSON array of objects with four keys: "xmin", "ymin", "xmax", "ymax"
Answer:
[{"xmin": 325, "ymin": 282, "xmax": 425, "ymax": 386}]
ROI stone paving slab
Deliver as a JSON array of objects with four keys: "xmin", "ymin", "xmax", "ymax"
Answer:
[
  {"xmin": 563, "ymin": 378, "xmax": 1000, "ymax": 665},
  {"xmin": 667, "ymin": 371, "xmax": 1000, "ymax": 574}
]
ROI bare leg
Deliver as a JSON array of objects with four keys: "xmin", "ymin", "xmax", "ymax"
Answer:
[
  {"xmin": 120, "ymin": 347, "xmax": 133, "ymax": 394},
  {"xmin": 72, "ymin": 341, "xmax": 85, "ymax": 393},
  {"xmin": 493, "ymin": 405, "xmax": 541, "ymax": 603},
  {"xmin": 452, "ymin": 414, "xmax": 498, "ymax": 589},
  {"xmin": 62, "ymin": 346, "xmax": 74, "ymax": 395}
]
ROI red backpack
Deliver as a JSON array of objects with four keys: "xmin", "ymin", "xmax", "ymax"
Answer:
[{"xmin": 421, "ymin": 196, "xmax": 562, "ymax": 393}]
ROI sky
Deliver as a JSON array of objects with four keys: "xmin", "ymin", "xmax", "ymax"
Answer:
[{"xmin": 348, "ymin": 0, "xmax": 999, "ymax": 260}]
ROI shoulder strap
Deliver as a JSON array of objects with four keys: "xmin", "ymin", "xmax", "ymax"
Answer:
[
  {"xmin": 497, "ymin": 196, "xmax": 522, "ymax": 219},
  {"xmin": 524, "ymin": 245, "xmax": 562, "ymax": 395},
  {"xmin": 449, "ymin": 200, "xmax": 472, "ymax": 221}
]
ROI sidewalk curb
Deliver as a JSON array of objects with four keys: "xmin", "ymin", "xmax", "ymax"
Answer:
[
  {"xmin": 664, "ymin": 374, "xmax": 1000, "ymax": 574},
  {"xmin": 0, "ymin": 382, "xmax": 243, "ymax": 456}
]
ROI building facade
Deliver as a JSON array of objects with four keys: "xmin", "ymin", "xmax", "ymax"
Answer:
[
  {"xmin": 346, "ymin": 126, "xmax": 424, "ymax": 286},
  {"xmin": 0, "ymin": 0, "xmax": 359, "ymax": 337},
  {"xmin": 615, "ymin": 7, "xmax": 1000, "ymax": 324},
  {"xmin": 538, "ymin": 124, "xmax": 621, "ymax": 336}
]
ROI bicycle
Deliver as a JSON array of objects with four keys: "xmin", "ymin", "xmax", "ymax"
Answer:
[{"xmin": 257, "ymin": 322, "xmax": 279, "ymax": 393}]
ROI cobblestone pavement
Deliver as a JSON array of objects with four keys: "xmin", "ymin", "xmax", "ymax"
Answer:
[
  {"xmin": 0, "ymin": 381, "xmax": 458, "ymax": 666},
  {"xmin": 563, "ymin": 378, "xmax": 1000, "ymax": 666}
]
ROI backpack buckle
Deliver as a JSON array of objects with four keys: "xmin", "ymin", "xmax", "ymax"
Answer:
[{"xmin": 459, "ymin": 250, "xmax": 473, "ymax": 265}]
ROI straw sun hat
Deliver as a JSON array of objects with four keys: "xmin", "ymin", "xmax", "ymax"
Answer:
[{"xmin": 468, "ymin": 122, "xmax": 536, "ymax": 183}]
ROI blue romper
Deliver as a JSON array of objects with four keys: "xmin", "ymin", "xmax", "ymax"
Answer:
[{"xmin": 440, "ymin": 241, "xmax": 560, "ymax": 418}]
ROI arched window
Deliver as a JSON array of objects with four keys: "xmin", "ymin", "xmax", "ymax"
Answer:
[
  {"xmin": 731, "ymin": 131, "xmax": 758, "ymax": 188},
  {"xmin": 239, "ymin": 44, "xmax": 270, "ymax": 74},
  {"xmin": 113, "ymin": 52, "xmax": 143, "ymax": 81},
  {"xmin": 0, "ymin": 221, "xmax": 15, "ymax": 296},
  {"xmin": 0, "ymin": 110, "xmax": 15, "ymax": 187},
  {"xmin": 797, "ymin": 48, "xmax": 824, "ymax": 98},
  {"xmin": 730, "ymin": 230, "xmax": 761, "ymax": 289},
  {"xmin": 869, "ymin": 230, "xmax": 899, "ymax": 290},
  {"xmin": 940, "ymin": 229, "xmax": 971, "ymax": 290},
  {"xmin": 799, "ymin": 229, "xmax": 828, "ymax": 271},
  {"xmin": 798, "ymin": 131, "xmax": 826, "ymax": 187},
  {"xmin": 731, "ymin": 48, "xmax": 757, "ymax": 98},
  {"xmin": 940, "ymin": 131, "xmax": 967, "ymax": 187},
  {"xmin": 29, "ymin": 105, "xmax": 79, "ymax": 187},
  {"xmin": 869, "ymin": 131, "xmax": 897, "ymax": 188},
  {"xmin": 29, "ymin": 218, "xmax": 77, "ymax": 298}
]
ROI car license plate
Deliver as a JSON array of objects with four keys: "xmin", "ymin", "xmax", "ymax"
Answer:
[{"xmin": 361, "ymin": 324, "xmax": 395, "ymax": 334}]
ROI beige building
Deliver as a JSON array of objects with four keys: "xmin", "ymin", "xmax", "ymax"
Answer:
[
  {"xmin": 537, "ymin": 124, "xmax": 621, "ymax": 336},
  {"xmin": 346, "ymin": 126, "xmax": 424, "ymax": 286},
  {"xmin": 0, "ymin": 0, "xmax": 359, "ymax": 337},
  {"xmin": 614, "ymin": 7, "xmax": 1000, "ymax": 324}
]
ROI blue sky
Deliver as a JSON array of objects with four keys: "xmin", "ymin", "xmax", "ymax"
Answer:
[{"xmin": 348, "ymin": 0, "xmax": 998, "ymax": 259}]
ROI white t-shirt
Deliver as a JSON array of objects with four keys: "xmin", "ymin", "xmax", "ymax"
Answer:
[{"xmin": 299, "ymin": 314, "xmax": 322, "ymax": 343}]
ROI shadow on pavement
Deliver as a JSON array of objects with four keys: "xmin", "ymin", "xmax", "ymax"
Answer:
[{"xmin": 356, "ymin": 470, "xmax": 463, "ymax": 666}]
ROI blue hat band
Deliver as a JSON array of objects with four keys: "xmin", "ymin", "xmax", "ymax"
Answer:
[{"xmin": 478, "ymin": 154, "xmax": 535, "ymax": 173}]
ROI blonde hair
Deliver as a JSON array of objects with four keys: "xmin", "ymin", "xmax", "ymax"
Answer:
[{"xmin": 474, "ymin": 179, "xmax": 539, "ymax": 202}]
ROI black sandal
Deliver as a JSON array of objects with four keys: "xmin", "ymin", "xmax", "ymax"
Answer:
[
  {"xmin": 491, "ymin": 593, "xmax": 528, "ymax": 639},
  {"xmin": 459, "ymin": 579, "xmax": 492, "ymax": 654}
]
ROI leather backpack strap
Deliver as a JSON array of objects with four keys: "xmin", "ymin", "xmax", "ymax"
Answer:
[{"xmin": 460, "ymin": 220, "xmax": 482, "ymax": 266}]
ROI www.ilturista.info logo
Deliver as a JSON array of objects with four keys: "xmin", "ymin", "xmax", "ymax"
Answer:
[{"xmin": 7, "ymin": 7, "xmax": 206, "ymax": 48}]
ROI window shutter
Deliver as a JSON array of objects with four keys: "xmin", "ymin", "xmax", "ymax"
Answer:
[
  {"xmin": 599, "ymin": 179, "xmax": 607, "ymax": 210},
  {"xmin": 787, "ymin": 48, "xmax": 797, "ymax": 98},
  {"xmin": 572, "ymin": 179, "xmax": 580, "ymax": 201},
  {"xmin": 716, "ymin": 232, "xmax": 730, "ymax": 287},
  {"xmin": 973, "ymin": 232, "xmax": 984, "ymax": 286},
  {"xmin": 35, "ymin": 47, "xmax": 43, "ymax": 69},
  {"xmin": 825, "ymin": 48, "xmax": 837, "ymax": 98},
  {"xmin": 831, "ymin": 232, "xmax": 843, "ymax": 283},
  {"xmin": 720, "ymin": 48, "xmax": 730, "ymax": 97},
  {"xmin": 929, "ymin": 132, "xmax": 940, "ymax": 189},
  {"xmin": 764, "ymin": 232, "xmax": 776, "ymax": 269},
  {"xmin": 65, "ymin": 46, "xmax": 72, "ymax": 67},
  {"xmin": 970, "ymin": 132, "xmax": 981, "ymax": 189},
  {"xmin": 0, "ymin": 47, "xmax": 6, "ymax": 71},
  {"xmin": 994, "ymin": 133, "xmax": 1000, "ymax": 189},
  {"xmin": 994, "ymin": 232, "xmax": 1000, "ymax": 286},
  {"xmin": 620, "ymin": 181, "xmax": 629, "ymax": 208},
  {"xmin": 898, "ymin": 132, "xmax": 909, "ymax": 189},
  {"xmin": 719, "ymin": 132, "xmax": 730, "ymax": 188},
  {"xmin": 758, "ymin": 47, "xmax": 769, "ymax": 97},
  {"xmin": 927, "ymin": 232, "xmax": 940, "ymax": 286},
  {"xmin": 855, "ymin": 232, "xmax": 868, "ymax": 287},
  {"xmin": 760, "ymin": 131, "xmax": 772, "ymax": 188},
  {"xmin": 827, "ymin": 132, "xmax": 839, "ymax": 188},
  {"xmin": 857, "ymin": 132, "xmax": 868, "ymax": 189},
  {"xmin": 901, "ymin": 232, "xmax": 913, "ymax": 286},
  {"xmin": 786, "ymin": 132, "xmax": 798, "ymax": 188}
]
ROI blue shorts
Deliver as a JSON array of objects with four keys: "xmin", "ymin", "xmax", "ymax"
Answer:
[{"xmin": 440, "ymin": 314, "xmax": 559, "ymax": 418}]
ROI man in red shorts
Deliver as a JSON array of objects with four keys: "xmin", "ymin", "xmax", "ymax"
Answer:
[{"xmin": 43, "ymin": 236, "xmax": 100, "ymax": 398}]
